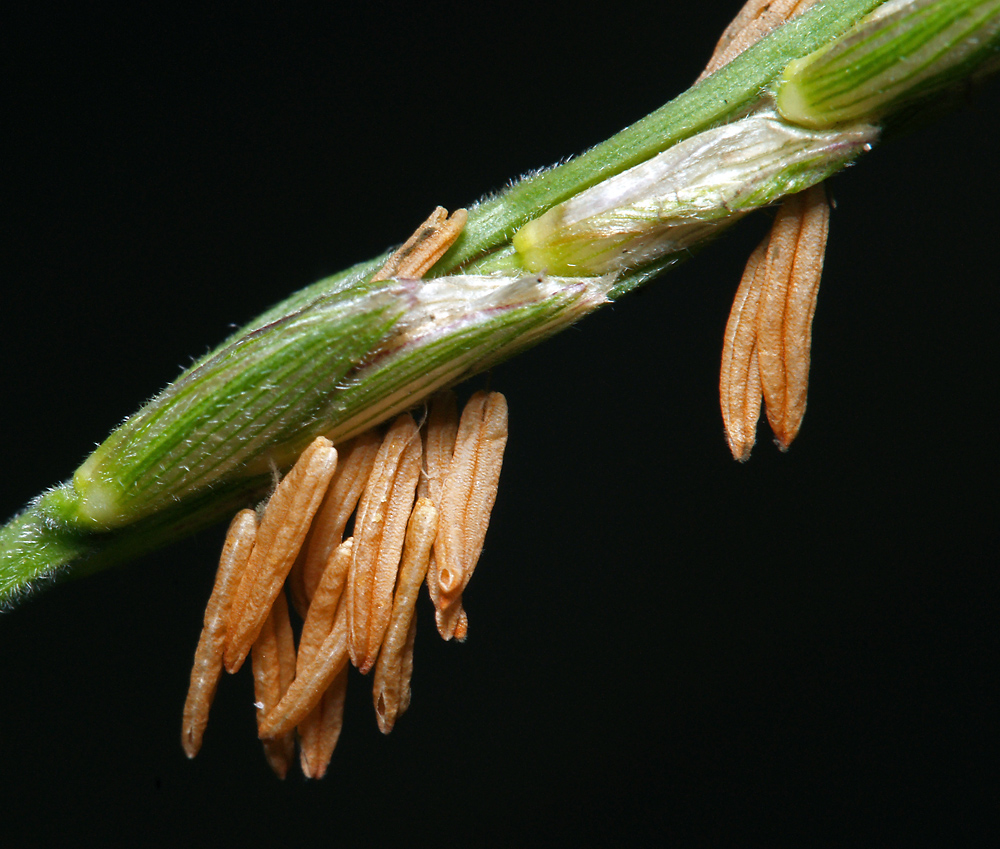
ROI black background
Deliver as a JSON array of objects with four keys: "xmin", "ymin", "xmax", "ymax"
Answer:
[{"xmin": 4, "ymin": 2, "xmax": 998, "ymax": 844}]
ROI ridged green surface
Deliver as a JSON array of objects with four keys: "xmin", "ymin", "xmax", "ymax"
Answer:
[
  {"xmin": 71, "ymin": 281, "xmax": 405, "ymax": 527},
  {"xmin": 778, "ymin": 0, "xmax": 1000, "ymax": 126}
]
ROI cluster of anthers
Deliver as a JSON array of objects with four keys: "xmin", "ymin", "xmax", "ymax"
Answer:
[
  {"xmin": 182, "ymin": 0, "xmax": 839, "ymax": 778},
  {"xmin": 719, "ymin": 182, "xmax": 829, "ymax": 459},
  {"xmin": 181, "ymin": 208, "xmax": 511, "ymax": 779}
]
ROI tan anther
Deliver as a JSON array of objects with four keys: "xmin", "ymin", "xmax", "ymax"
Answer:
[
  {"xmin": 296, "ymin": 538, "xmax": 354, "ymax": 777},
  {"xmin": 346, "ymin": 413, "xmax": 422, "ymax": 674},
  {"xmin": 419, "ymin": 392, "xmax": 459, "ymax": 616},
  {"xmin": 720, "ymin": 240, "xmax": 767, "ymax": 462},
  {"xmin": 289, "ymin": 431, "xmax": 381, "ymax": 615},
  {"xmin": 298, "ymin": 667, "xmax": 348, "ymax": 780},
  {"xmin": 181, "ymin": 508, "xmax": 257, "ymax": 758},
  {"xmin": 756, "ymin": 184, "xmax": 830, "ymax": 450},
  {"xmin": 433, "ymin": 391, "xmax": 508, "ymax": 640},
  {"xmin": 373, "ymin": 497, "xmax": 438, "ymax": 734},
  {"xmin": 286, "ymin": 546, "xmax": 310, "ymax": 622},
  {"xmin": 298, "ymin": 538, "xmax": 354, "ymax": 667},
  {"xmin": 251, "ymin": 590, "xmax": 297, "ymax": 779},
  {"xmin": 398, "ymin": 618, "xmax": 418, "ymax": 712},
  {"xmin": 224, "ymin": 437, "xmax": 338, "ymax": 672},
  {"xmin": 418, "ymin": 392, "xmax": 459, "ymax": 502},
  {"xmin": 259, "ymin": 603, "xmax": 351, "ymax": 739},
  {"xmin": 371, "ymin": 207, "xmax": 468, "ymax": 282},
  {"xmin": 698, "ymin": 0, "xmax": 821, "ymax": 81},
  {"xmin": 452, "ymin": 608, "xmax": 469, "ymax": 642}
]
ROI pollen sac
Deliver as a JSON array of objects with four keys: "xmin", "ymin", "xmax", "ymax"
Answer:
[
  {"xmin": 777, "ymin": 0, "xmax": 1000, "ymax": 129},
  {"xmin": 513, "ymin": 110, "xmax": 877, "ymax": 276}
]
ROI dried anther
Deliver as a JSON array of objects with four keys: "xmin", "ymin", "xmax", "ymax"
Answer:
[
  {"xmin": 298, "ymin": 538, "xmax": 353, "ymax": 669},
  {"xmin": 225, "ymin": 437, "xmax": 338, "ymax": 672},
  {"xmin": 346, "ymin": 413, "xmax": 422, "ymax": 674},
  {"xmin": 298, "ymin": 667, "xmax": 348, "ymax": 780},
  {"xmin": 252, "ymin": 590, "xmax": 297, "ymax": 778},
  {"xmin": 432, "ymin": 391, "xmax": 508, "ymax": 639},
  {"xmin": 371, "ymin": 206, "xmax": 468, "ymax": 282},
  {"xmin": 260, "ymin": 595, "xmax": 351, "ymax": 740},
  {"xmin": 373, "ymin": 497, "xmax": 438, "ymax": 734},
  {"xmin": 719, "ymin": 184, "xmax": 830, "ymax": 458},
  {"xmin": 755, "ymin": 184, "xmax": 829, "ymax": 450},
  {"xmin": 289, "ymin": 431, "xmax": 381, "ymax": 617},
  {"xmin": 181, "ymin": 508, "xmax": 257, "ymax": 758},
  {"xmin": 419, "ymin": 392, "xmax": 459, "ymax": 627},
  {"xmin": 720, "ymin": 241, "xmax": 767, "ymax": 462},
  {"xmin": 296, "ymin": 538, "xmax": 353, "ymax": 778}
]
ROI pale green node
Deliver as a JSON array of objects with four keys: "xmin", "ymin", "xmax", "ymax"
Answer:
[
  {"xmin": 72, "ymin": 459, "xmax": 125, "ymax": 527},
  {"xmin": 513, "ymin": 111, "xmax": 878, "ymax": 277}
]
